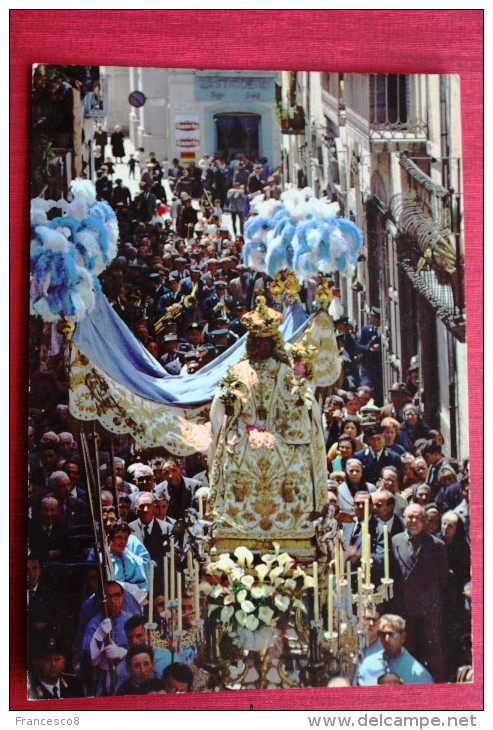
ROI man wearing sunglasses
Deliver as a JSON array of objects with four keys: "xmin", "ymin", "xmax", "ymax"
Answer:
[{"xmin": 353, "ymin": 614, "xmax": 433, "ymax": 685}]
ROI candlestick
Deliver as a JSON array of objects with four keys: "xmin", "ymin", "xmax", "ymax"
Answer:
[
  {"xmin": 383, "ymin": 524, "xmax": 389, "ymax": 580},
  {"xmin": 148, "ymin": 562, "xmax": 154, "ymax": 625},
  {"xmin": 357, "ymin": 567, "xmax": 363, "ymax": 621},
  {"xmin": 328, "ymin": 573, "xmax": 333, "ymax": 634},
  {"xmin": 339, "ymin": 532, "xmax": 345, "ymax": 579},
  {"xmin": 187, "ymin": 549, "xmax": 193, "ymax": 575},
  {"xmin": 346, "ymin": 561, "xmax": 352, "ymax": 613},
  {"xmin": 193, "ymin": 559, "xmax": 200, "ymax": 626},
  {"xmin": 313, "ymin": 561, "xmax": 319, "ymax": 622},
  {"xmin": 170, "ymin": 538, "xmax": 175, "ymax": 601}
]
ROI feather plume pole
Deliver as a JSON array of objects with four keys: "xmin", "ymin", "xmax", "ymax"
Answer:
[
  {"xmin": 30, "ymin": 180, "xmax": 118, "ymax": 323},
  {"xmin": 244, "ymin": 187, "xmax": 362, "ymax": 282}
]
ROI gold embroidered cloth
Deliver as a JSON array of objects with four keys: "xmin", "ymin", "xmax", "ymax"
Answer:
[
  {"xmin": 69, "ymin": 345, "xmax": 212, "ymax": 454},
  {"xmin": 208, "ymin": 357, "xmax": 328, "ymax": 544}
]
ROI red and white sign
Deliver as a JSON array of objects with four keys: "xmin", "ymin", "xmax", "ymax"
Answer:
[{"xmin": 175, "ymin": 115, "xmax": 200, "ymax": 149}]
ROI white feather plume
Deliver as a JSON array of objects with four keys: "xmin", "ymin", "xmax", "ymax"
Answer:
[
  {"xmin": 35, "ymin": 226, "xmax": 71, "ymax": 253},
  {"xmin": 70, "ymin": 178, "xmax": 97, "ymax": 205},
  {"xmin": 67, "ymin": 196, "xmax": 89, "ymax": 222}
]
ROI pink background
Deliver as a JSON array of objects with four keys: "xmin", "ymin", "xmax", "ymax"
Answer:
[{"xmin": 10, "ymin": 9, "xmax": 483, "ymax": 711}]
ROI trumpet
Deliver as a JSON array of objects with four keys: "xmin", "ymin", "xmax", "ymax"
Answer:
[{"xmin": 183, "ymin": 282, "xmax": 199, "ymax": 309}]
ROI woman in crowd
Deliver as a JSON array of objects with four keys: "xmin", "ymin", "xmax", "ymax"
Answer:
[{"xmin": 395, "ymin": 403, "xmax": 432, "ymax": 453}]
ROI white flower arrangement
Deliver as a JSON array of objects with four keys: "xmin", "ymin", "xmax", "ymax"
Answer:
[{"xmin": 200, "ymin": 545, "xmax": 307, "ymax": 632}]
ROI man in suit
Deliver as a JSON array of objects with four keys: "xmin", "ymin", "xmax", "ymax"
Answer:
[
  {"xmin": 390, "ymin": 503, "xmax": 448, "ymax": 682},
  {"xmin": 29, "ymin": 636, "xmax": 84, "ymax": 699},
  {"xmin": 356, "ymin": 305, "xmax": 383, "ymax": 405},
  {"xmin": 161, "ymin": 458, "xmax": 200, "ymax": 521},
  {"xmin": 27, "ymin": 555, "xmax": 60, "ymax": 646},
  {"xmin": 136, "ymin": 183, "xmax": 157, "ymax": 223},
  {"xmin": 29, "ymin": 496, "xmax": 67, "ymax": 562},
  {"xmin": 44, "ymin": 471, "xmax": 88, "ymax": 528},
  {"xmin": 422, "ymin": 439, "xmax": 449, "ymax": 501},
  {"xmin": 347, "ymin": 491, "xmax": 373, "ymax": 569},
  {"xmin": 369, "ymin": 489, "xmax": 405, "ymax": 583},
  {"xmin": 129, "ymin": 492, "xmax": 173, "ymax": 594},
  {"xmin": 354, "ymin": 424, "xmax": 401, "ymax": 486}
]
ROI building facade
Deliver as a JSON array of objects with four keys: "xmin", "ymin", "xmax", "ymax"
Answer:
[
  {"xmin": 281, "ymin": 71, "xmax": 468, "ymax": 460},
  {"xmin": 102, "ymin": 67, "xmax": 282, "ymax": 169}
]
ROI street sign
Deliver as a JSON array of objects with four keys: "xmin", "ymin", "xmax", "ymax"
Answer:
[{"xmin": 128, "ymin": 90, "xmax": 146, "ymax": 108}]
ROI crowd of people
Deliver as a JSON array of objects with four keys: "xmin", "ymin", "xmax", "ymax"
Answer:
[{"xmin": 26, "ymin": 131, "xmax": 472, "ymax": 699}]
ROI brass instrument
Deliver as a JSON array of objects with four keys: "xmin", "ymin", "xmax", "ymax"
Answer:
[
  {"xmin": 154, "ymin": 303, "xmax": 183, "ymax": 335},
  {"xmin": 183, "ymin": 281, "xmax": 199, "ymax": 309}
]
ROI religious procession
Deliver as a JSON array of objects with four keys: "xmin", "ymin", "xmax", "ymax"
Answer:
[{"xmin": 26, "ymin": 65, "xmax": 471, "ymax": 700}]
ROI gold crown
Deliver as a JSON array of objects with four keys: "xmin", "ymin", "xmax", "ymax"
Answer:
[
  {"xmin": 290, "ymin": 341, "xmax": 317, "ymax": 364},
  {"xmin": 242, "ymin": 295, "xmax": 283, "ymax": 337}
]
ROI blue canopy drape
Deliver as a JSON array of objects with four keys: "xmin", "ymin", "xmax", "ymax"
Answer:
[{"xmin": 73, "ymin": 292, "xmax": 313, "ymax": 408}]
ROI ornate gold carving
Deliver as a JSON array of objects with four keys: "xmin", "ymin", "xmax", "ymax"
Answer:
[
  {"xmin": 314, "ymin": 276, "xmax": 333, "ymax": 309},
  {"xmin": 284, "ymin": 271, "xmax": 302, "ymax": 305}
]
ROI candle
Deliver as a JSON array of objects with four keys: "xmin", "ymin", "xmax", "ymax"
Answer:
[
  {"xmin": 364, "ymin": 497, "xmax": 369, "ymax": 529},
  {"xmin": 313, "ymin": 561, "xmax": 319, "ymax": 622},
  {"xmin": 328, "ymin": 573, "xmax": 333, "ymax": 633},
  {"xmin": 346, "ymin": 561, "xmax": 352, "ymax": 612},
  {"xmin": 193, "ymin": 559, "xmax": 200, "ymax": 624},
  {"xmin": 148, "ymin": 562, "xmax": 154, "ymax": 624},
  {"xmin": 187, "ymin": 549, "xmax": 193, "ymax": 575},
  {"xmin": 361, "ymin": 521, "xmax": 368, "ymax": 567},
  {"xmin": 164, "ymin": 557, "xmax": 169, "ymax": 611},
  {"xmin": 170, "ymin": 538, "xmax": 175, "ymax": 601},
  {"xmin": 384, "ymin": 524, "xmax": 390, "ymax": 580},
  {"xmin": 363, "ymin": 498, "xmax": 369, "ymax": 565},
  {"xmin": 177, "ymin": 573, "xmax": 182, "ymax": 646},
  {"xmin": 365, "ymin": 533, "xmax": 371, "ymax": 586},
  {"xmin": 198, "ymin": 495, "xmax": 203, "ymax": 519}
]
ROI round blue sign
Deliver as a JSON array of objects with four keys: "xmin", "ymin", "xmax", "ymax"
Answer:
[{"xmin": 128, "ymin": 90, "xmax": 146, "ymax": 108}]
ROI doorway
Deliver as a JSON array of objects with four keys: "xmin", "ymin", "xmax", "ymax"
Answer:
[{"xmin": 214, "ymin": 113, "xmax": 260, "ymax": 160}]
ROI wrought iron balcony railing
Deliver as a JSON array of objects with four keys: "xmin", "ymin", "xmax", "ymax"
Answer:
[{"xmin": 369, "ymin": 74, "xmax": 427, "ymax": 141}]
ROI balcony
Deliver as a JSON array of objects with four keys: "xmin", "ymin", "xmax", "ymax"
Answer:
[
  {"xmin": 278, "ymin": 105, "xmax": 305, "ymax": 135},
  {"xmin": 390, "ymin": 156, "xmax": 465, "ymax": 341}
]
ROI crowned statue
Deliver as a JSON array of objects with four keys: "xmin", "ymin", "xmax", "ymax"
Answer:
[{"xmin": 207, "ymin": 295, "xmax": 328, "ymax": 555}]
